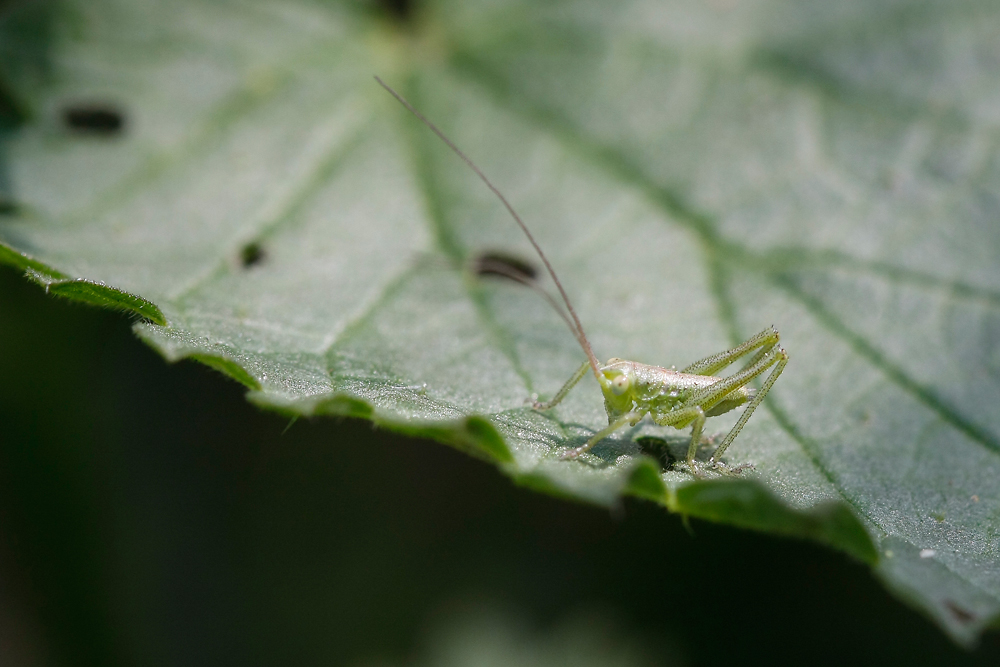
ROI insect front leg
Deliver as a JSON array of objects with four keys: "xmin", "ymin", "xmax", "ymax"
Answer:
[
  {"xmin": 532, "ymin": 361, "xmax": 590, "ymax": 410},
  {"xmin": 560, "ymin": 409, "xmax": 647, "ymax": 460}
]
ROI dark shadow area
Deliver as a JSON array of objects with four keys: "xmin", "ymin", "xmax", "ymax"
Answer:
[
  {"xmin": 0, "ymin": 0, "xmax": 54, "ymax": 207},
  {"xmin": 0, "ymin": 69, "xmax": 24, "ymax": 208},
  {"xmin": 2, "ymin": 266, "xmax": 1000, "ymax": 666},
  {"xmin": 378, "ymin": 0, "xmax": 414, "ymax": 23}
]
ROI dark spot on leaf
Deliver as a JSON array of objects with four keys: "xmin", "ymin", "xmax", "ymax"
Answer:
[
  {"xmin": 473, "ymin": 250, "xmax": 538, "ymax": 285},
  {"xmin": 239, "ymin": 242, "xmax": 267, "ymax": 268},
  {"xmin": 944, "ymin": 600, "xmax": 975, "ymax": 624},
  {"xmin": 379, "ymin": 0, "xmax": 413, "ymax": 22},
  {"xmin": 62, "ymin": 103, "xmax": 125, "ymax": 136},
  {"xmin": 0, "ymin": 200, "xmax": 18, "ymax": 215}
]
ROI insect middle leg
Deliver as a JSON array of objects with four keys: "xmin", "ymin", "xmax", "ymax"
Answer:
[{"xmin": 650, "ymin": 404, "xmax": 710, "ymax": 461}]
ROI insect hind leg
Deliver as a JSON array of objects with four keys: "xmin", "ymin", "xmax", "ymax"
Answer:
[
  {"xmin": 666, "ymin": 341, "xmax": 787, "ymax": 474},
  {"xmin": 681, "ymin": 326, "xmax": 779, "ymax": 377},
  {"xmin": 707, "ymin": 345, "xmax": 788, "ymax": 466}
]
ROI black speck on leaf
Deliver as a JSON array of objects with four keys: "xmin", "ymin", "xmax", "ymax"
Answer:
[{"xmin": 240, "ymin": 242, "xmax": 267, "ymax": 268}]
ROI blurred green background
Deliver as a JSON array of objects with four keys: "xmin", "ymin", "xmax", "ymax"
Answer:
[{"xmin": 3, "ymin": 258, "xmax": 999, "ymax": 665}]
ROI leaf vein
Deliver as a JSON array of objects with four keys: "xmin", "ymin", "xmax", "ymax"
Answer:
[{"xmin": 773, "ymin": 274, "xmax": 1000, "ymax": 457}]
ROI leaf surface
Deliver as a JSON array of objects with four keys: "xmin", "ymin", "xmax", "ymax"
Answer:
[{"xmin": 2, "ymin": 0, "xmax": 999, "ymax": 645}]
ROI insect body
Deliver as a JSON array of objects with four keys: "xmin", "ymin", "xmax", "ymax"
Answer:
[
  {"xmin": 376, "ymin": 77, "xmax": 787, "ymax": 475},
  {"xmin": 534, "ymin": 328, "xmax": 786, "ymax": 471}
]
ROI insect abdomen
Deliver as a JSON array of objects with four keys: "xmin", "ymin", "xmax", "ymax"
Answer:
[{"xmin": 635, "ymin": 365, "xmax": 750, "ymax": 416}]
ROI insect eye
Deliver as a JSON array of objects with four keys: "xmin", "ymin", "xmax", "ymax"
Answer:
[{"xmin": 611, "ymin": 374, "xmax": 630, "ymax": 396}]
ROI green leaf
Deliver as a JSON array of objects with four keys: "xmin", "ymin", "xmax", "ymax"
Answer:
[{"xmin": 2, "ymin": 0, "xmax": 999, "ymax": 646}]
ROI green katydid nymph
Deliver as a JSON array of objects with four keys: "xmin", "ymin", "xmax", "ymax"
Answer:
[{"xmin": 376, "ymin": 76, "xmax": 788, "ymax": 475}]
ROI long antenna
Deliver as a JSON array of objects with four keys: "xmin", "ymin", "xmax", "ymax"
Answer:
[{"xmin": 375, "ymin": 76, "xmax": 602, "ymax": 378}]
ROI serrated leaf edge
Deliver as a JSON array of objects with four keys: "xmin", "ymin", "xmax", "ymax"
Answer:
[{"xmin": 0, "ymin": 241, "xmax": 166, "ymax": 324}]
